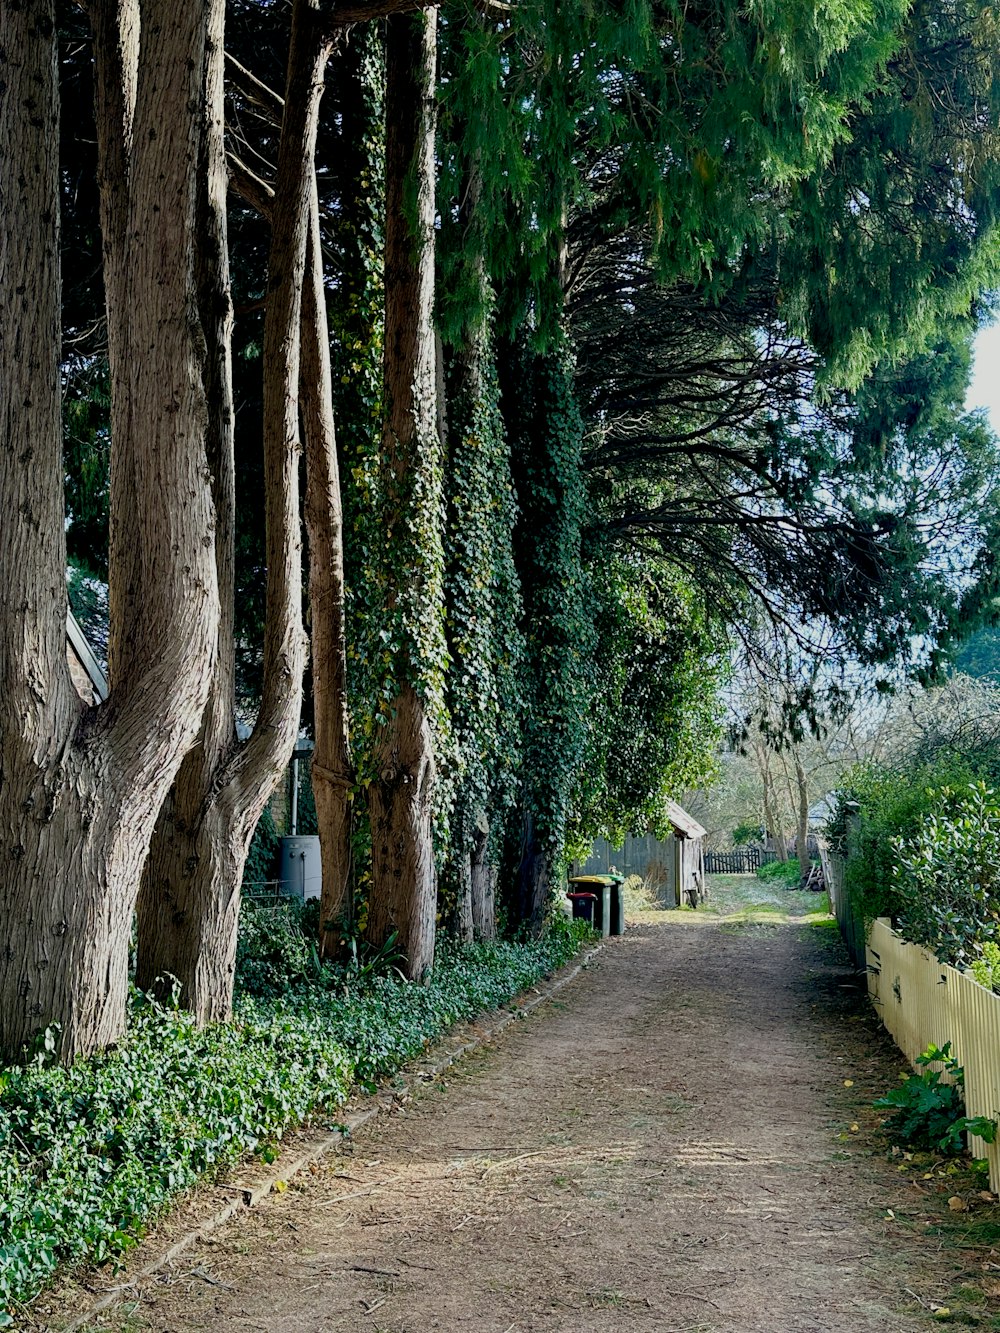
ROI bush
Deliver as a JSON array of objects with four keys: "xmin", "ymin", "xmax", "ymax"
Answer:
[
  {"xmin": 826, "ymin": 756, "xmax": 979, "ymax": 929},
  {"xmin": 874, "ymin": 1042, "xmax": 997, "ymax": 1155},
  {"xmin": 757, "ymin": 857, "xmax": 802, "ymax": 886},
  {"xmin": 235, "ymin": 898, "xmax": 321, "ymax": 997},
  {"xmin": 891, "ymin": 781, "xmax": 1000, "ymax": 968},
  {"xmin": 0, "ymin": 922, "xmax": 593, "ymax": 1324},
  {"xmin": 970, "ymin": 941, "xmax": 1000, "ymax": 993},
  {"xmin": 732, "ymin": 822, "xmax": 763, "ymax": 847}
]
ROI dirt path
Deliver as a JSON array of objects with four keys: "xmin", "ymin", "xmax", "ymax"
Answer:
[{"xmin": 67, "ymin": 894, "xmax": 978, "ymax": 1332}]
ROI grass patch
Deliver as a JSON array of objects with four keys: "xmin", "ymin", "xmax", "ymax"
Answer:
[{"xmin": 702, "ymin": 875, "xmax": 832, "ymax": 927}]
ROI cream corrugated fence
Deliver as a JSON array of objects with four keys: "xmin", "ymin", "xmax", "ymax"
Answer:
[{"xmin": 867, "ymin": 918, "xmax": 1000, "ymax": 1187}]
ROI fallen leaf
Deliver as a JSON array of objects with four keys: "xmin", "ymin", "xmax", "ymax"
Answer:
[
  {"xmin": 843, "ymin": 1079, "xmax": 854, "ymax": 1087},
  {"xmin": 948, "ymin": 1196, "xmax": 967, "ymax": 1212},
  {"xmin": 273, "ymin": 1180, "xmax": 288, "ymax": 1194},
  {"xmin": 850, "ymin": 1123, "xmax": 860, "ymax": 1133}
]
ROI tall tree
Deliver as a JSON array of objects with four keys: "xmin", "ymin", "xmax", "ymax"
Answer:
[
  {"xmin": 365, "ymin": 8, "xmax": 444, "ymax": 976},
  {"xmin": 0, "ymin": 0, "xmax": 221, "ymax": 1061},
  {"xmin": 134, "ymin": 0, "xmax": 329, "ymax": 1022}
]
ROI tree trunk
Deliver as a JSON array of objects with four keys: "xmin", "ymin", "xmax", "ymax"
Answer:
[
  {"xmin": 761, "ymin": 749, "xmax": 788, "ymax": 862},
  {"xmin": 453, "ymin": 807, "xmax": 476, "ymax": 945},
  {"xmin": 302, "ymin": 171, "xmax": 356, "ymax": 958},
  {"xmin": 366, "ymin": 9, "xmax": 441, "ymax": 979},
  {"xmin": 511, "ymin": 811, "xmax": 550, "ymax": 933},
  {"xmin": 794, "ymin": 747, "xmax": 810, "ymax": 885},
  {"xmin": 470, "ymin": 814, "xmax": 497, "ymax": 940},
  {"xmin": 0, "ymin": 0, "xmax": 221, "ymax": 1062},
  {"xmin": 134, "ymin": 0, "xmax": 326, "ymax": 1021}
]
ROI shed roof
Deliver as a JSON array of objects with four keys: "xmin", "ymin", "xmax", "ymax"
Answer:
[{"xmin": 665, "ymin": 799, "xmax": 706, "ymax": 840}]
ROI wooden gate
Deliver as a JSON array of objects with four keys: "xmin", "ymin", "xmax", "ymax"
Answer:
[{"xmin": 703, "ymin": 847, "xmax": 776, "ymax": 874}]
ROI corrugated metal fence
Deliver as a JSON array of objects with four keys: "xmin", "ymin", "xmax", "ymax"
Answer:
[{"xmin": 868, "ymin": 918, "xmax": 1000, "ymax": 1189}]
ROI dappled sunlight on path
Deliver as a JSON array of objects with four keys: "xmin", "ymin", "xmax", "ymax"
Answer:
[{"xmin": 60, "ymin": 877, "xmax": 960, "ymax": 1333}]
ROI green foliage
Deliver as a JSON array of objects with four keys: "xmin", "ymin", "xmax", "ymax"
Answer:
[
  {"xmin": 441, "ymin": 0, "xmax": 916, "ymax": 344},
  {"xmin": 568, "ymin": 556, "xmax": 722, "ymax": 852},
  {"xmin": 0, "ymin": 921, "xmax": 591, "ymax": 1321},
  {"xmin": 440, "ymin": 313, "xmax": 525, "ymax": 909},
  {"xmin": 891, "ymin": 782, "xmax": 1000, "ymax": 968},
  {"xmin": 241, "ymin": 807, "xmax": 281, "ymax": 895},
  {"xmin": 65, "ymin": 557, "xmax": 108, "ymax": 668},
  {"xmin": 757, "ymin": 858, "xmax": 803, "ymax": 886},
  {"xmin": 826, "ymin": 757, "xmax": 979, "ymax": 929},
  {"xmin": 954, "ymin": 628, "xmax": 1000, "ymax": 684},
  {"xmin": 874, "ymin": 1043, "xmax": 997, "ymax": 1155},
  {"xmin": 504, "ymin": 336, "xmax": 596, "ymax": 881},
  {"xmin": 0, "ymin": 996, "xmax": 353, "ymax": 1323},
  {"xmin": 732, "ymin": 822, "xmax": 764, "ymax": 847},
  {"xmin": 62, "ymin": 361, "xmax": 111, "ymax": 579},
  {"xmin": 970, "ymin": 942, "xmax": 1000, "ymax": 994},
  {"xmin": 234, "ymin": 898, "xmax": 321, "ymax": 996}
]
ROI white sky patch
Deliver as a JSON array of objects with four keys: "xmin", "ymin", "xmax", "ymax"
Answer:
[{"xmin": 968, "ymin": 321, "xmax": 1000, "ymax": 432}]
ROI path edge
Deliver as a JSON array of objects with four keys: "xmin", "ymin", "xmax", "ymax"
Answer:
[{"xmin": 60, "ymin": 941, "xmax": 606, "ymax": 1332}]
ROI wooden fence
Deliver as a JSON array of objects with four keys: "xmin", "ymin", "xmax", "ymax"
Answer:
[
  {"xmin": 703, "ymin": 846, "xmax": 776, "ymax": 875},
  {"xmin": 867, "ymin": 918, "xmax": 1000, "ymax": 1190},
  {"xmin": 819, "ymin": 843, "xmax": 867, "ymax": 971}
]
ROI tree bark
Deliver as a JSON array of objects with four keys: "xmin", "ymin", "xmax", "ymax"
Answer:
[
  {"xmin": 470, "ymin": 813, "xmax": 496, "ymax": 940},
  {"xmin": 133, "ymin": 0, "xmax": 239, "ymax": 1015},
  {"xmin": 134, "ymin": 0, "xmax": 327, "ymax": 1022},
  {"xmin": 794, "ymin": 747, "xmax": 810, "ymax": 885},
  {"xmin": 760, "ymin": 747, "xmax": 788, "ymax": 862},
  {"xmin": 512, "ymin": 810, "xmax": 550, "ymax": 932},
  {"xmin": 0, "ymin": 0, "xmax": 221, "ymax": 1062},
  {"xmin": 302, "ymin": 171, "xmax": 356, "ymax": 958},
  {"xmin": 366, "ymin": 9, "xmax": 440, "ymax": 978}
]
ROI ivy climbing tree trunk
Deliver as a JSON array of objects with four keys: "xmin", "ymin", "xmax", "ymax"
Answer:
[
  {"xmin": 500, "ymin": 340, "xmax": 593, "ymax": 934},
  {"xmin": 0, "ymin": 0, "xmax": 221, "ymax": 1062},
  {"xmin": 366, "ymin": 9, "xmax": 442, "ymax": 978},
  {"xmin": 134, "ymin": 0, "xmax": 327, "ymax": 1021}
]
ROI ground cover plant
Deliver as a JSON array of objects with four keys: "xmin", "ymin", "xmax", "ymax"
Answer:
[
  {"xmin": 0, "ymin": 911, "xmax": 592, "ymax": 1326},
  {"xmin": 874, "ymin": 1043, "xmax": 997, "ymax": 1156}
]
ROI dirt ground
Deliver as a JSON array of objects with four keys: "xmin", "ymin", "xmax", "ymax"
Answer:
[{"xmin": 40, "ymin": 880, "xmax": 1000, "ymax": 1332}]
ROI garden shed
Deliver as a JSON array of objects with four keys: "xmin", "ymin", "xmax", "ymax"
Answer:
[{"xmin": 578, "ymin": 800, "xmax": 707, "ymax": 907}]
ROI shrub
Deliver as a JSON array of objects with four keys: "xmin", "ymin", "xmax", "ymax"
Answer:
[
  {"xmin": 757, "ymin": 857, "xmax": 802, "ymax": 886},
  {"xmin": 732, "ymin": 822, "xmax": 763, "ymax": 847},
  {"xmin": 874, "ymin": 1042, "xmax": 997, "ymax": 1155},
  {"xmin": 235, "ymin": 898, "xmax": 321, "ymax": 996},
  {"xmin": 970, "ymin": 941, "xmax": 1000, "ymax": 993},
  {"xmin": 242, "ymin": 807, "xmax": 281, "ymax": 894},
  {"xmin": 891, "ymin": 782, "xmax": 1000, "ymax": 968},
  {"xmin": 826, "ymin": 756, "xmax": 979, "ymax": 929}
]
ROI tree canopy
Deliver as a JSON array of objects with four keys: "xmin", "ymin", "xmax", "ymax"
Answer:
[{"xmin": 1, "ymin": 0, "xmax": 999, "ymax": 1061}]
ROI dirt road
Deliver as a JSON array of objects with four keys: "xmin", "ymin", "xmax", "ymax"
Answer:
[{"xmin": 62, "ymin": 887, "xmax": 988, "ymax": 1332}]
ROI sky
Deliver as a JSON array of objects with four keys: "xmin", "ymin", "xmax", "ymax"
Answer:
[{"xmin": 968, "ymin": 322, "xmax": 1000, "ymax": 431}]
